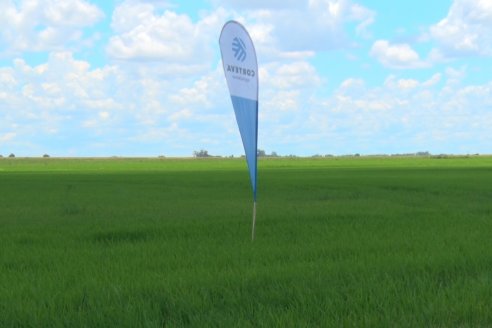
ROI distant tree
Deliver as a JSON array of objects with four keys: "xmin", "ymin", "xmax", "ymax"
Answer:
[
  {"xmin": 193, "ymin": 149, "xmax": 210, "ymax": 158},
  {"xmin": 8, "ymin": 153, "xmax": 15, "ymax": 158},
  {"xmin": 43, "ymin": 154, "xmax": 50, "ymax": 158},
  {"xmin": 270, "ymin": 151, "xmax": 278, "ymax": 157},
  {"xmin": 257, "ymin": 149, "xmax": 266, "ymax": 157}
]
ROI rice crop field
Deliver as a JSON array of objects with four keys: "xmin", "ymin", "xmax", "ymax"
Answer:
[{"xmin": 1, "ymin": 156, "xmax": 492, "ymax": 327}]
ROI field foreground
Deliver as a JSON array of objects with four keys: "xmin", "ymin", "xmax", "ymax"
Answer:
[{"xmin": 1, "ymin": 156, "xmax": 492, "ymax": 327}]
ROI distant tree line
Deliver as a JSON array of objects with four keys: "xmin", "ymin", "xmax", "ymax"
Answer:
[
  {"xmin": 0, "ymin": 151, "xmax": 481, "ymax": 159},
  {"xmin": 0, "ymin": 153, "xmax": 51, "ymax": 158},
  {"xmin": 257, "ymin": 149, "xmax": 279, "ymax": 157},
  {"xmin": 193, "ymin": 149, "xmax": 212, "ymax": 158},
  {"xmin": 191, "ymin": 150, "xmax": 482, "ymax": 159}
]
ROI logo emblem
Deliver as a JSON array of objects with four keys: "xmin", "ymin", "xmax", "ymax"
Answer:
[{"xmin": 232, "ymin": 37, "xmax": 247, "ymax": 62}]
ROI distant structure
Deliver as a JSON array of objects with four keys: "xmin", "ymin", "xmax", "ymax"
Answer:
[{"xmin": 193, "ymin": 150, "xmax": 211, "ymax": 158}]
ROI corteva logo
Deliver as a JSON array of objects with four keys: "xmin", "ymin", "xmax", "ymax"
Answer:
[{"xmin": 232, "ymin": 37, "xmax": 247, "ymax": 62}]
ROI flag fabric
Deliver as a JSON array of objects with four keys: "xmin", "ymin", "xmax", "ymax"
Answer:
[{"xmin": 219, "ymin": 20, "xmax": 259, "ymax": 201}]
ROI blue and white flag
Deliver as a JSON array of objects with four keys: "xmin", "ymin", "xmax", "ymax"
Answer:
[{"xmin": 219, "ymin": 21, "xmax": 259, "ymax": 201}]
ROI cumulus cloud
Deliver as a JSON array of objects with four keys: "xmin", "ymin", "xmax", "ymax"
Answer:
[
  {"xmin": 371, "ymin": 0, "xmax": 492, "ymax": 68},
  {"xmin": 258, "ymin": 60, "xmax": 322, "ymax": 130},
  {"xmin": 302, "ymin": 71, "xmax": 492, "ymax": 155},
  {"xmin": 0, "ymin": 50, "xmax": 247, "ymax": 155},
  {"xmin": 106, "ymin": 0, "xmax": 374, "ymax": 77},
  {"xmin": 0, "ymin": 52, "xmax": 127, "ymax": 145},
  {"xmin": 370, "ymin": 40, "xmax": 428, "ymax": 69},
  {"xmin": 0, "ymin": 0, "xmax": 103, "ymax": 54},
  {"xmin": 212, "ymin": 0, "xmax": 375, "ymax": 56},
  {"xmin": 1, "ymin": 47, "xmax": 491, "ymax": 156},
  {"xmin": 1, "ymin": 1, "xmax": 490, "ymax": 156},
  {"xmin": 262, "ymin": 61, "xmax": 322, "ymax": 90},
  {"xmin": 109, "ymin": 4, "xmax": 195, "ymax": 60},
  {"xmin": 429, "ymin": 0, "xmax": 492, "ymax": 57},
  {"xmin": 169, "ymin": 68, "xmax": 227, "ymax": 109},
  {"xmin": 384, "ymin": 74, "xmax": 443, "ymax": 91},
  {"xmin": 107, "ymin": 1, "xmax": 226, "ymax": 69}
]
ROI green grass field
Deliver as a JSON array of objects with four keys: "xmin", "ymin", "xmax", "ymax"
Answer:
[{"xmin": 1, "ymin": 156, "xmax": 492, "ymax": 327}]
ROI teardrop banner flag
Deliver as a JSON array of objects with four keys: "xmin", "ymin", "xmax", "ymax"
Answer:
[{"xmin": 219, "ymin": 21, "xmax": 259, "ymax": 240}]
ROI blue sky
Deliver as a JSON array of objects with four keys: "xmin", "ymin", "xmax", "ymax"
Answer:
[{"xmin": 0, "ymin": 0, "xmax": 491, "ymax": 157}]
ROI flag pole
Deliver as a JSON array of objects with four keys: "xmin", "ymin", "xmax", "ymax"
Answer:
[{"xmin": 251, "ymin": 201, "xmax": 257, "ymax": 241}]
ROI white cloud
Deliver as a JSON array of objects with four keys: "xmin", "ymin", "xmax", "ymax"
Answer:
[
  {"xmin": 1, "ymin": 46, "xmax": 491, "ymax": 156},
  {"xmin": 272, "ymin": 91, "xmax": 301, "ymax": 111},
  {"xmin": 257, "ymin": 60, "xmax": 322, "ymax": 129},
  {"xmin": 263, "ymin": 61, "xmax": 321, "ymax": 90},
  {"xmin": 422, "ymin": 73, "xmax": 441, "ymax": 88},
  {"xmin": 210, "ymin": 0, "xmax": 301, "ymax": 10},
  {"xmin": 340, "ymin": 78, "xmax": 365, "ymax": 89},
  {"xmin": 1, "ymin": 0, "xmax": 490, "ymax": 156},
  {"xmin": 0, "ymin": 0, "xmax": 103, "ymax": 54},
  {"xmin": 0, "ymin": 68, "xmax": 17, "ymax": 101},
  {"xmin": 429, "ymin": 0, "xmax": 492, "ymax": 57},
  {"xmin": 106, "ymin": 0, "xmax": 375, "ymax": 85},
  {"xmin": 109, "ymin": 6, "xmax": 195, "ymax": 60},
  {"xmin": 351, "ymin": 3, "xmax": 375, "ymax": 38},
  {"xmin": 0, "ymin": 132, "xmax": 16, "ymax": 143},
  {"xmin": 384, "ymin": 74, "xmax": 443, "ymax": 91},
  {"xmin": 397, "ymin": 79, "xmax": 419, "ymax": 90},
  {"xmin": 370, "ymin": 40, "xmax": 427, "ymax": 69},
  {"xmin": 0, "ymin": 52, "xmax": 126, "ymax": 137},
  {"xmin": 107, "ymin": 1, "xmax": 226, "ymax": 69},
  {"xmin": 213, "ymin": 0, "xmax": 374, "ymax": 56},
  {"xmin": 169, "ymin": 69, "xmax": 225, "ymax": 108},
  {"xmin": 300, "ymin": 72, "xmax": 492, "ymax": 155},
  {"xmin": 0, "ymin": 50, "xmax": 248, "ymax": 155}
]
